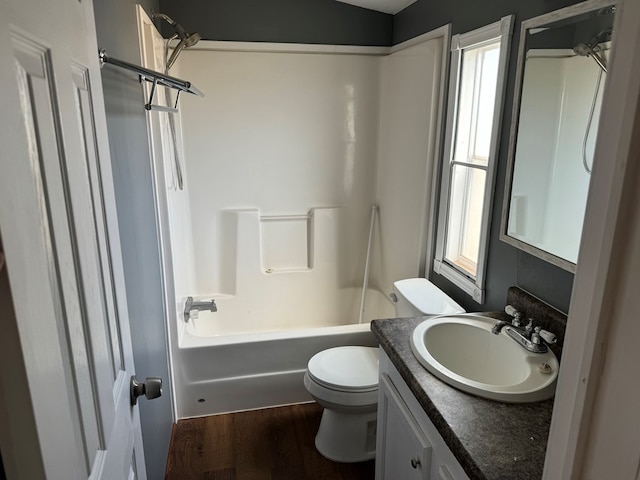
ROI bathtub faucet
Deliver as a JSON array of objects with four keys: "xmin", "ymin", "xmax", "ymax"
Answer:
[{"xmin": 184, "ymin": 296, "xmax": 217, "ymax": 322}]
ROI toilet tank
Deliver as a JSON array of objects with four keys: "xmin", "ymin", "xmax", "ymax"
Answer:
[{"xmin": 392, "ymin": 278, "xmax": 465, "ymax": 317}]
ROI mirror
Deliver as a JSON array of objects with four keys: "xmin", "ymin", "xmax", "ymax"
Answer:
[{"xmin": 501, "ymin": 0, "xmax": 616, "ymax": 272}]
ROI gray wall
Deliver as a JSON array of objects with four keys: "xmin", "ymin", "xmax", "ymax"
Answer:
[
  {"xmin": 158, "ymin": 0, "xmax": 392, "ymax": 45},
  {"xmin": 394, "ymin": 0, "xmax": 583, "ymax": 313},
  {"xmin": 92, "ymin": 1, "xmax": 173, "ymax": 479}
]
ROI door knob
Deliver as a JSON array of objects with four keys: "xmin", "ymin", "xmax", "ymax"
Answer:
[{"xmin": 130, "ymin": 376, "xmax": 162, "ymax": 406}]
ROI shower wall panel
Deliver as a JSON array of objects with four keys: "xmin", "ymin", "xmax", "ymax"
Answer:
[
  {"xmin": 176, "ymin": 47, "xmax": 380, "ymax": 296},
  {"xmin": 373, "ymin": 37, "xmax": 445, "ymax": 294}
]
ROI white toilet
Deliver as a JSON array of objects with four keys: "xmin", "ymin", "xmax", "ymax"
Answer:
[{"xmin": 303, "ymin": 278, "xmax": 465, "ymax": 462}]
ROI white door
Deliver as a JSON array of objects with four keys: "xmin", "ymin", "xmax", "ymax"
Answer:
[{"xmin": 0, "ymin": 0, "xmax": 149, "ymax": 478}]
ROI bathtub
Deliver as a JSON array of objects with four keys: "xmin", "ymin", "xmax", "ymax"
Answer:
[{"xmin": 174, "ymin": 287, "xmax": 394, "ymax": 418}]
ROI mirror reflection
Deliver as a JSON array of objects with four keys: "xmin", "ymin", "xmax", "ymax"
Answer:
[{"xmin": 503, "ymin": 2, "xmax": 615, "ymax": 270}]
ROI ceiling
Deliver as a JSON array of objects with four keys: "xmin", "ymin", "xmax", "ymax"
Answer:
[{"xmin": 335, "ymin": 0, "xmax": 417, "ymax": 15}]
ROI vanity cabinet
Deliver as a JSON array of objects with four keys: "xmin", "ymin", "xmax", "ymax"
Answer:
[
  {"xmin": 377, "ymin": 373, "xmax": 431, "ymax": 479},
  {"xmin": 376, "ymin": 350, "xmax": 470, "ymax": 480}
]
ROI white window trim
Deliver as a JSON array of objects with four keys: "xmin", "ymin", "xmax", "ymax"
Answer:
[{"xmin": 433, "ymin": 15, "xmax": 514, "ymax": 304}]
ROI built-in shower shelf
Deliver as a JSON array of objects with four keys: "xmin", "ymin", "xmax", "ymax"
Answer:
[
  {"xmin": 260, "ymin": 213, "xmax": 312, "ymax": 272},
  {"xmin": 264, "ymin": 267, "xmax": 312, "ymax": 274}
]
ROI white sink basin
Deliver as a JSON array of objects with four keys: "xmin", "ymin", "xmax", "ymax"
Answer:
[{"xmin": 410, "ymin": 314, "xmax": 558, "ymax": 403}]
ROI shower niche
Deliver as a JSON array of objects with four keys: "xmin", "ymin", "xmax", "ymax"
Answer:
[{"xmin": 501, "ymin": 0, "xmax": 616, "ymax": 271}]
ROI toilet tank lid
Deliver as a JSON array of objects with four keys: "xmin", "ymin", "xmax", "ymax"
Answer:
[{"xmin": 393, "ymin": 278, "xmax": 465, "ymax": 315}]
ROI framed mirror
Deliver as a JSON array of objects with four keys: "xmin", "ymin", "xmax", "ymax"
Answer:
[{"xmin": 501, "ymin": 0, "xmax": 616, "ymax": 272}]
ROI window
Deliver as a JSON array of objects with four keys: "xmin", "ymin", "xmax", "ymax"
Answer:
[{"xmin": 434, "ymin": 16, "xmax": 514, "ymax": 303}]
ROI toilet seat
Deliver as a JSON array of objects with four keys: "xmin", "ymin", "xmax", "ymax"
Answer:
[{"xmin": 307, "ymin": 346, "xmax": 379, "ymax": 393}]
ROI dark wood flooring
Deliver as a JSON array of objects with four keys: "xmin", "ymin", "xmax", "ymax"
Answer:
[{"xmin": 165, "ymin": 403, "xmax": 376, "ymax": 480}]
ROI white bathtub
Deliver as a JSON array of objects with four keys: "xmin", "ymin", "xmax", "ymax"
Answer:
[{"xmin": 174, "ymin": 288, "xmax": 394, "ymax": 418}]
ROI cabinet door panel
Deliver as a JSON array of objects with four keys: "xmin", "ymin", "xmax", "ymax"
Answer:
[
  {"xmin": 377, "ymin": 373, "xmax": 432, "ymax": 480},
  {"xmin": 436, "ymin": 464, "xmax": 455, "ymax": 480}
]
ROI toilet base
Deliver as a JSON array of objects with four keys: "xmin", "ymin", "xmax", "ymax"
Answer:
[{"xmin": 314, "ymin": 407, "xmax": 377, "ymax": 463}]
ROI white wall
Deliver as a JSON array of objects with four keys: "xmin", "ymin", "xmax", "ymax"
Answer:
[
  {"xmin": 177, "ymin": 46, "xmax": 381, "ymax": 297},
  {"xmin": 174, "ymin": 37, "xmax": 444, "ymax": 303},
  {"xmin": 372, "ymin": 37, "xmax": 444, "ymax": 294}
]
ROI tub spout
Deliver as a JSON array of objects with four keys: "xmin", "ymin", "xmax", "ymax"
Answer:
[{"xmin": 184, "ymin": 296, "xmax": 217, "ymax": 322}]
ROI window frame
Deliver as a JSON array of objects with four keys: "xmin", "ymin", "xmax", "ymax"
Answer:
[{"xmin": 433, "ymin": 16, "xmax": 514, "ymax": 304}]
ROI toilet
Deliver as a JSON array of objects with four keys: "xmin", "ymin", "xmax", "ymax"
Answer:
[{"xmin": 303, "ymin": 278, "xmax": 465, "ymax": 462}]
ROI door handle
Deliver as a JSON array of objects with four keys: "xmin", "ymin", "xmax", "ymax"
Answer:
[{"xmin": 130, "ymin": 376, "xmax": 162, "ymax": 406}]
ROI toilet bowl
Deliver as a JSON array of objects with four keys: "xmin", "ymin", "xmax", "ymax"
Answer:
[
  {"xmin": 304, "ymin": 346, "xmax": 379, "ymax": 462},
  {"xmin": 304, "ymin": 278, "xmax": 465, "ymax": 462}
]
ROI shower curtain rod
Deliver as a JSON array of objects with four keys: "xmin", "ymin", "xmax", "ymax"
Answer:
[{"xmin": 98, "ymin": 49, "xmax": 204, "ymax": 112}]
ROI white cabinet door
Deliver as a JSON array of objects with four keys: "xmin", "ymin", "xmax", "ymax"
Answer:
[
  {"xmin": 377, "ymin": 373, "xmax": 432, "ymax": 480},
  {"xmin": 433, "ymin": 463, "xmax": 456, "ymax": 480},
  {"xmin": 0, "ymin": 0, "xmax": 148, "ymax": 478},
  {"xmin": 377, "ymin": 350, "xmax": 471, "ymax": 480}
]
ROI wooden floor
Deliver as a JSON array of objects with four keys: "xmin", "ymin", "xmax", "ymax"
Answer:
[{"xmin": 165, "ymin": 403, "xmax": 376, "ymax": 480}]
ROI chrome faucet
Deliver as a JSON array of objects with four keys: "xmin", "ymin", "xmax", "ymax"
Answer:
[
  {"xmin": 492, "ymin": 306, "xmax": 557, "ymax": 354},
  {"xmin": 491, "ymin": 305, "xmax": 524, "ymax": 333},
  {"xmin": 184, "ymin": 296, "xmax": 217, "ymax": 322}
]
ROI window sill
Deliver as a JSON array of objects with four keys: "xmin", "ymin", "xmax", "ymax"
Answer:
[{"xmin": 433, "ymin": 259, "xmax": 484, "ymax": 304}]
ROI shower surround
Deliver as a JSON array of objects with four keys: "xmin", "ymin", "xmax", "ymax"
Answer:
[{"xmin": 157, "ymin": 35, "xmax": 448, "ymax": 417}]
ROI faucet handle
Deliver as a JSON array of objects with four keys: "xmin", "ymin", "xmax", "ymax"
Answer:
[
  {"xmin": 183, "ymin": 296, "xmax": 193, "ymax": 322},
  {"xmin": 504, "ymin": 305, "xmax": 522, "ymax": 326},
  {"xmin": 533, "ymin": 326, "xmax": 557, "ymax": 345},
  {"xmin": 539, "ymin": 329, "xmax": 557, "ymax": 345}
]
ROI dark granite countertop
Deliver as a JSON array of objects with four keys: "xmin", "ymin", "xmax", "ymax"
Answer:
[{"xmin": 371, "ymin": 312, "xmax": 554, "ymax": 480}]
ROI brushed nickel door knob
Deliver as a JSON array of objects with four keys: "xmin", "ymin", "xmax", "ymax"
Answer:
[{"xmin": 130, "ymin": 375, "xmax": 162, "ymax": 406}]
